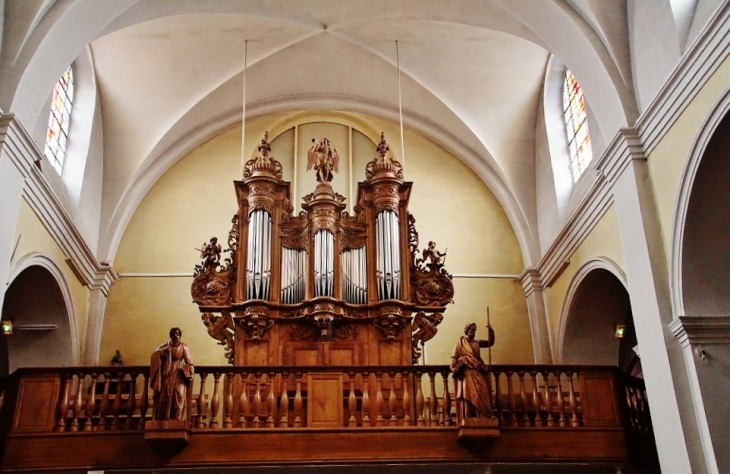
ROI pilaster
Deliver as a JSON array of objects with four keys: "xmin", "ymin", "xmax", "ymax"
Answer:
[{"xmin": 518, "ymin": 269, "xmax": 553, "ymax": 364}]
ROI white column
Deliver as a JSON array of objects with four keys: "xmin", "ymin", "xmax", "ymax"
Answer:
[
  {"xmin": 519, "ymin": 269, "xmax": 553, "ymax": 363},
  {"xmin": 613, "ymin": 154, "xmax": 710, "ymax": 474},
  {"xmin": 0, "ymin": 123, "xmax": 26, "ymax": 312}
]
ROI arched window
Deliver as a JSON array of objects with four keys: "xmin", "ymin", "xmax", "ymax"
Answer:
[
  {"xmin": 44, "ymin": 65, "xmax": 74, "ymax": 174},
  {"xmin": 563, "ymin": 70, "xmax": 593, "ymax": 182}
]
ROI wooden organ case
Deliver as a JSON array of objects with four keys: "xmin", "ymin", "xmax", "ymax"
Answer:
[{"xmin": 191, "ymin": 132, "xmax": 453, "ymax": 368}]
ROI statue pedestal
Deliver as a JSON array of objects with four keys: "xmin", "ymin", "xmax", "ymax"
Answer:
[
  {"xmin": 457, "ymin": 417, "xmax": 500, "ymax": 446},
  {"xmin": 144, "ymin": 420, "xmax": 190, "ymax": 449}
]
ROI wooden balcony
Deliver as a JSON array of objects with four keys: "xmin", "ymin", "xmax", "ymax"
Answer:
[{"xmin": 0, "ymin": 365, "xmax": 658, "ymax": 472}]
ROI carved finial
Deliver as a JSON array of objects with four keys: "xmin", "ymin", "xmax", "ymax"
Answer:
[
  {"xmin": 257, "ymin": 131, "xmax": 271, "ymax": 161},
  {"xmin": 376, "ymin": 132, "xmax": 390, "ymax": 162}
]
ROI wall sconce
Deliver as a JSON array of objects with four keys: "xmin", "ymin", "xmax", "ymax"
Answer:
[
  {"xmin": 614, "ymin": 323, "xmax": 626, "ymax": 339},
  {"xmin": 1, "ymin": 320, "xmax": 13, "ymax": 335}
]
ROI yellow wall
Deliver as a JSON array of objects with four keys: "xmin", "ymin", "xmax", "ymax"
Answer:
[
  {"xmin": 544, "ymin": 203, "xmax": 625, "ymax": 345},
  {"xmin": 104, "ymin": 112, "xmax": 531, "ymax": 366},
  {"xmin": 12, "ymin": 198, "xmax": 90, "ymax": 360},
  {"xmin": 649, "ymin": 52, "xmax": 730, "ymax": 254}
]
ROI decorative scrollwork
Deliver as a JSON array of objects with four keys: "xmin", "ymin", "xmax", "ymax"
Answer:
[
  {"xmin": 191, "ymin": 273, "xmax": 232, "ymax": 306},
  {"xmin": 408, "ymin": 213, "xmax": 419, "ymax": 262},
  {"xmin": 412, "ymin": 272, "xmax": 454, "ymax": 307},
  {"xmin": 334, "ymin": 324, "xmax": 359, "ymax": 340},
  {"xmin": 288, "ymin": 324, "xmax": 315, "ymax": 341}
]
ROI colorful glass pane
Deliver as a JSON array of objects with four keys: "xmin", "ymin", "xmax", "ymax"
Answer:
[
  {"xmin": 563, "ymin": 70, "xmax": 593, "ymax": 183},
  {"xmin": 44, "ymin": 65, "xmax": 74, "ymax": 174}
]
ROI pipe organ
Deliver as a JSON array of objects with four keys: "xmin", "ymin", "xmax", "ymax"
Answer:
[{"xmin": 192, "ymin": 131, "xmax": 454, "ymax": 366}]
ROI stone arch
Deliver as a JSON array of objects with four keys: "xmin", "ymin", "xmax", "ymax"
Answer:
[
  {"xmin": 672, "ymin": 85, "xmax": 730, "ymax": 316},
  {"xmin": 0, "ymin": 253, "xmax": 78, "ymax": 376},
  {"xmin": 557, "ymin": 258, "xmax": 637, "ymax": 371}
]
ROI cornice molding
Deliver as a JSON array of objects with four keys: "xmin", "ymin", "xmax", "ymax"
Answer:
[
  {"xmin": 519, "ymin": 268, "xmax": 545, "ymax": 297},
  {"xmin": 637, "ymin": 1, "xmax": 730, "ymax": 157},
  {"xmin": 670, "ymin": 316, "xmax": 730, "ymax": 347},
  {"xmin": 0, "ymin": 114, "xmax": 117, "ymax": 295}
]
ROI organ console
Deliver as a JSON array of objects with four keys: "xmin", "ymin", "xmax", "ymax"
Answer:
[{"xmin": 191, "ymin": 131, "xmax": 453, "ymax": 366}]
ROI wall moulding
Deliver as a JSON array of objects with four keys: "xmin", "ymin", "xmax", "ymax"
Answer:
[{"xmin": 670, "ymin": 316, "xmax": 730, "ymax": 347}]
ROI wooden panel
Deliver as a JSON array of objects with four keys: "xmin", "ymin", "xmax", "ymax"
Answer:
[
  {"xmin": 306, "ymin": 373, "xmax": 343, "ymax": 428},
  {"xmin": 13, "ymin": 374, "xmax": 60, "ymax": 433},
  {"xmin": 378, "ymin": 340, "xmax": 403, "ymax": 365},
  {"xmin": 285, "ymin": 342, "xmax": 324, "ymax": 366},
  {"xmin": 244, "ymin": 340, "xmax": 270, "ymax": 366},
  {"xmin": 327, "ymin": 342, "xmax": 361, "ymax": 366},
  {"xmin": 581, "ymin": 373, "xmax": 620, "ymax": 427}
]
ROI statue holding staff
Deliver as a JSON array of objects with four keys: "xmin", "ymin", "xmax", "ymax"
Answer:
[
  {"xmin": 150, "ymin": 327, "xmax": 194, "ymax": 421},
  {"xmin": 450, "ymin": 321, "xmax": 496, "ymax": 419}
]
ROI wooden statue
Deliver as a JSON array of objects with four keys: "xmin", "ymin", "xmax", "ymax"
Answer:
[
  {"xmin": 411, "ymin": 312, "xmax": 443, "ymax": 363},
  {"xmin": 450, "ymin": 322, "xmax": 495, "ymax": 419},
  {"xmin": 199, "ymin": 237, "xmax": 222, "ymax": 270},
  {"xmin": 307, "ymin": 137, "xmax": 340, "ymax": 183},
  {"xmin": 150, "ymin": 327, "xmax": 194, "ymax": 421},
  {"xmin": 110, "ymin": 349, "xmax": 123, "ymax": 366}
]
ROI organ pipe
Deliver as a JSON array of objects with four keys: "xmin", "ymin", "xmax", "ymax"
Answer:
[
  {"xmin": 314, "ymin": 229, "xmax": 335, "ymax": 297},
  {"xmin": 341, "ymin": 246, "xmax": 368, "ymax": 304},
  {"xmin": 246, "ymin": 209, "xmax": 272, "ymax": 300},
  {"xmin": 376, "ymin": 210, "xmax": 400, "ymax": 300}
]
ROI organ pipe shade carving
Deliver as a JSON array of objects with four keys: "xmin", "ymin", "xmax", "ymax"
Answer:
[
  {"xmin": 246, "ymin": 209, "xmax": 272, "ymax": 300},
  {"xmin": 281, "ymin": 247, "xmax": 307, "ymax": 304},
  {"xmin": 376, "ymin": 210, "xmax": 400, "ymax": 300},
  {"xmin": 342, "ymin": 246, "xmax": 367, "ymax": 304},
  {"xmin": 314, "ymin": 229, "xmax": 335, "ymax": 297}
]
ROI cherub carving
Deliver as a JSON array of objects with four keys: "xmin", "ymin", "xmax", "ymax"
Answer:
[
  {"xmin": 307, "ymin": 137, "xmax": 340, "ymax": 183},
  {"xmin": 416, "ymin": 241, "xmax": 447, "ymax": 272},
  {"xmin": 202, "ymin": 311, "xmax": 235, "ymax": 362},
  {"xmin": 199, "ymin": 237, "xmax": 222, "ymax": 270},
  {"xmin": 411, "ymin": 312, "xmax": 444, "ymax": 362}
]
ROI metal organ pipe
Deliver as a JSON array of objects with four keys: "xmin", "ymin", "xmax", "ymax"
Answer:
[
  {"xmin": 314, "ymin": 229, "xmax": 335, "ymax": 297},
  {"xmin": 246, "ymin": 209, "xmax": 272, "ymax": 300},
  {"xmin": 341, "ymin": 246, "xmax": 368, "ymax": 304},
  {"xmin": 280, "ymin": 247, "xmax": 306, "ymax": 304},
  {"xmin": 376, "ymin": 210, "xmax": 400, "ymax": 300}
]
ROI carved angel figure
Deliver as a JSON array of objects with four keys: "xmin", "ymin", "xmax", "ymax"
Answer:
[
  {"xmin": 200, "ymin": 237, "xmax": 222, "ymax": 270},
  {"xmin": 411, "ymin": 312, "xmax": 443, "ymax": 362},
  {"xmin": 307, "ymin": 137, "xmax": 340, "ymax": 183},
  {"xmin": 202, "ymin": 311, "xmax": 235, "ymax": 362}
]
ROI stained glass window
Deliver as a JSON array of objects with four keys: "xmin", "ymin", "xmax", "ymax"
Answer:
[
  {"xmin": 563, "ymin": 70, "xmax": 592, "ymax": 183},
  {"xmin": 44, "ymin": 65, "xmax": 74, "ymax": 174}
]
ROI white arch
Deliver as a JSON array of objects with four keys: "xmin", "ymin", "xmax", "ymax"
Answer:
[
  {"xmin": 7, "ymin": 251, "xmax": 80, "ymax": 365},
  {"xmin": 555, "ymin": 256, "xmax": 627, "ymax": 363},
  {"xmin": 98, "ymin": 95, "xmax": 538, "ymax": 268},
  {"xmin": 670, "ymin": 84, "xmax": 730, "ymax": 318}
]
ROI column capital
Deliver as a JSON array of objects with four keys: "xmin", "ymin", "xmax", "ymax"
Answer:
[
  {"xmin": 670, "ymin": 316, "xmax": 730, "ymax": 347},
  {"xmin": 518, "ymin": 268, "xmax": 544, "ymax": 297}
]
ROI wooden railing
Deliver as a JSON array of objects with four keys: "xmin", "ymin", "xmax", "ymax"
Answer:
[
  {"xmin": 0, "ymin": 365, "xmax": 650, "ymax": 434},
  {"xmin": 0, "ymin": 365, "xmax": 658, "ymax": 471}
]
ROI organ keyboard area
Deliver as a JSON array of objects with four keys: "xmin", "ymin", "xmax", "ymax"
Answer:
[{"xmin": 192, "ymin": 131, "xmax": 454, "ymax": 367}]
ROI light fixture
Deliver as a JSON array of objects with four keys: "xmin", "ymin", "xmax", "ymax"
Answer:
[
  {"xmin": 615, "ymin": 323, "xmax": 626, "ymax": 339},
  {"xmin": 1, "ymin": 320, "xmax": 13, "ymax": 335}
]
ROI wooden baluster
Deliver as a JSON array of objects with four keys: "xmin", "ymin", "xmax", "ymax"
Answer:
[
  {"xmin": 556, "ymin": 371, "xmax": 566, "ymax": 427},
  {"xmin": 210, "ymin": 372, "xmax": 221, "ymax": 428},
  {"xmin": 493, "ymin": 370, "xmax": 503, "ymax": 422},
  {"xmin": 531, "ymin": 370, "xmax": 542, "ymax": 427},
  {"xmin": 224, "ymin": 372, "xmax": 234, "ymax": 428},
  {"xmin": 375, "ymin": 371, "xmax": 385, "ymax": 427},
  {"xmin": 293, "ymin": 372, "xmax": 303, "ymax": 428},
  {"xmin": 518, "ymin": 371, "xmax": 528, "ymax": 426},
  {"xmin": 567, "ymin": 371, "xmax": 579, "ymax": 427},
  {"xmin": 197, "ymin": 372, "xmax": 208, "ymax": 428},
  {"xmin": 84, "ymin": 373, "xmax": 98, "ymax": 432},
  {"xmin": 266, "ymin": 372, "xmax": 276, "ymax": 428},
  {"xmin": 348, "ymin": 372, "xmax": 357, "ymax": 427},
  {"xmin": 251, "ymin": 372, "xmax": 262, "ymax": 428},
  {"xmin": 239, "ymin": 372, "xmax": 249, "ymax": 428},
  {"xmin": 69, "ymin": 373, "xmax": 84, "ymax": 432},
  {"xmin": 279, "ymin": 371, "xmax": 289, "ymax": 428},
  {"xmin": 441, "ymin": 370, "xmax": 451, "ymax": 426},
  {"xmin": 427, "ymin": 372, "xmax": 438, "ymax": 427},
  {"xmin": 415, "ymin": 371, "xmax": 425, "ymax": 426},
  {"xmin": 542, "ymin": 370, "xmax": 554, "ymax": 427},
  {"xmin": 361, "ymin": 371, "xmax": 371, "ymax": 427},
  {"xmin": 139, "ymin": 372, "xmax": 149, "ymax": 430},
  {"xmin": 98, "ymin": 373, "xmax": 111, "ymax": 431},
  {"xmin": 637, "ymin": 388, "xmax": 650, "ymax": 432},
  {"xmin": 402, "ymin": 371, "xmax": 412, "ymax": 426},
  {"xmin": 388, "ymin": 371, "xmax": 398, "ymax": 426},
  {"xmin": 506, "ymin": 371, "xmax": 517, "ymax": 426},
  {"xmin": 125, "ymin": 372, "xmax": 137, "ymax": 430},
  {"xmin": 56, "ymin": 373, "xmax": 71, "ymax": 432},
  {"xmin": 110, "ymin": 372, "xmax": 124, "ymax": 430}
]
